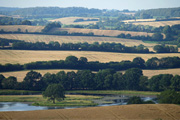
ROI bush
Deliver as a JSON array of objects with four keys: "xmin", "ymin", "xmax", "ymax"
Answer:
[{"xmin": 158, "ymin": 89, "xmax": 180, "ymax": 104}]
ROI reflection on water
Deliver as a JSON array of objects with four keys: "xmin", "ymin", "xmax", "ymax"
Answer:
[
  {"xmin": 0, "ymin": 95, "xmax": 157, "ymax": 112},
  {"xmin": 0, "ymin": 102, "xmax": 77, "ymax": 111}
]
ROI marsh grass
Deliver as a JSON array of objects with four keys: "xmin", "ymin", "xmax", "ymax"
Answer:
[
  {"xmin": 0, "ymin": 94, "xmax": 101, "ymax": 106},
  {"xmin": 67, "ymin": 90, "xmax": 160, "ymax": 96}
]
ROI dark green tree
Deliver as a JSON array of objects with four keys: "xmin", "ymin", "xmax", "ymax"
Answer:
[
  {"xmin": 43, "ymin": 84, "xmax": 65, "ymax": 104},
  {"xmin": 42, "ymin": 73, "xmax": 58, "ymax": 90},
  {"xmin": 76, "ymin": 70, "xmax": 94, "ymax": 89},
  {"xmin": 139, "ymin": 76, "xmax": 148, "ymax": 91},
  {"xmin": 56, "ymin": 71, "xmax": 68, "ymax": 89},
  {"xmin": 0, "ymin": 74, "xmax": 5, "ymax": 89},
  {"xmin": 21, "ymin": 20, "xmax": 32, "ymax": 25},
  {"xmin": 163, "ymin": 25, "xmax": 172, "ymax": 35},
  {"xmin": 133, "ymin": 57, "xmax": 145, "ymax": 68},
  {"xmin": 23, "ymin": 70, "xmax": 42, "ymax": 90},
  {"xmin": 158, "ymin": 89, "xmax": 180, "ymax": 104},
  {"xmin": 112, "ymin": 72, "xmax": 124, "ymax": 90},
  {"xmin": 171, "ymin": 75, "xmax": 180, "ymax": 91},
  {"xmin": 1, "ymin": 76, "xmax": 17, "ymax": 89},
  {"xmin": 65, "ymin": 56, "xmax": 78, "ymax": 67},
  {"xmin": 66, "ymin": 71, "xmax": 76, "ymax": 90},
  {"xmin": 123, "ymin": 68, "xmax": 143, "ymax": 90},
  {"xmin": 152, "ymin": 33, "xmax": 163, "ymax": 41},
  {"xmin": 127, "ymin": 96, "xmax": 143, "ymax": 104},
  {"xmin": 104, "ymin": 74, "xmax": 113, "ymax": 89}
]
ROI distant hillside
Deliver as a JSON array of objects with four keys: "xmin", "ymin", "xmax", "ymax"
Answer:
[
  {"xmin": 0, "ymin": 7, "xmax": 19, "ymax": 15},
  {"xmin": 0, "ymin": 7, "xmax": 19, "ymax": 12},
  {"xmin": 0, "ymin": 7, "xmax": 133, "ymax": 19},
  {"xmin": 136, "ymin": 7, "xmax": 180, "ymax": 18},
  {"xmin": 0, "ymin": 7, "xmax": 103, "ymax": 18}
]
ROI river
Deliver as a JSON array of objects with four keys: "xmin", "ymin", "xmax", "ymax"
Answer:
[{"xmin": 0, "ymin": 95, "xmax": 157, "ymax": 112}]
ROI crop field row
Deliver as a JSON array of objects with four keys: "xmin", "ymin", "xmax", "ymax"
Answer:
[
  {"xmin": 1, "ymin": 50, "xmax": 180, "ymax": 65},
  {"xmin": 0, "ymin": 34, "xmax": 156, "ymax": 47},
  {"xmin": 1, "ymin": 68, "xmax": 180, "ymax": 82}
]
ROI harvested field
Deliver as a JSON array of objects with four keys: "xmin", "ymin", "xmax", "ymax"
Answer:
[
  {"xmin": 52, "ymin": 28, "xmax": 154, "ymax": 37},
  {"xmin": 123, "ymin": 19, "xmax": 156, "ymax": 23},
  {"xmin": 1, "ymin": 50, "xmax": 180, "ymax": 65},
  {"xmin": 1, "ymin": 68, "xmax": 180, "ymax": 82},
  {"xmin": 0, "ymin": 25, "xmax": 44, "ymax": 32},
  {"xmin": 0, "ymin": 69, "xmax": 78, "ymax": 82},
  {"xmin": 0, "ymin": 25, "xmax": 153, "ymax": 37},
  {"xmin": 143, "ymin": 68, "xmax": 180, "ymax": 78},
  {"xmin": 0, "ymin": 104, "xmax": 180, "ymax": 120},
  {"xmin": 0, "ymin": 34, "xmax": 156, "ymax": 47},
  {"xmin": 49, "ymin": 17, "xmax": 99, "ymax": 25},
  {"xmin": 132, "ymin": 20, "xmax": 180, "ymax": 27}
]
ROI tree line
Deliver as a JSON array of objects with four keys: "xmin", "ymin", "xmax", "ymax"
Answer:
[
  {"xmin": 11, "ymin": 41, "xmax": 150, "ymax": 53},
  {"xmin": 0, "ymin": 68, "xmax": 180, "ymax": 92},
  {"xmin": 135, "ymin": 7, "xmax": 180, "ymax": 18},
  {"xmin": 1, "ymin": 38, "xmax": 178, "ymax": 53},
  {"xmin": 1, "ymin": 56, "xmax": 180, "ymax": 72}
]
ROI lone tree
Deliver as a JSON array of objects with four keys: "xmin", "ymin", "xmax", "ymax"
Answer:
[{"xmin": 43, "ymin": 84, "xmax": 65, "ymax": 104}]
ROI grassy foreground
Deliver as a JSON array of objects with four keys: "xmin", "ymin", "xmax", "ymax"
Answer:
[
  {"xmin": 0, "ymin": 94, "xmax": 101, "ymax": 107},
  {"xmin": 67, "ymin": 90, "xmax": 160, "ymax": 96}
]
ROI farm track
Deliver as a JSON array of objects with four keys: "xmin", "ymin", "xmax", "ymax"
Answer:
[{"xmin": 0, "ymin": 104, "xmax": 180, "ymax": 120}]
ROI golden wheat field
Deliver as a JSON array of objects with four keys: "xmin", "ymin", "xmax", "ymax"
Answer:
[
  {"xmin": 0, "ymin": 25, "xmax": 44, "ymax": 32},
  {"xmin": 123, "ymin": 19, "xmax": 156, "ymax": 23},
  {"xmin": 0, "ymin": 34, "xmax": 156, "ymax": 48},
  {"xmin": 1, "ymin": 68, "xmax": 180, "ymax": 82},
  {"xmin": 1, "ymin": 50, "xmax": 180, "ymax": 65},
  {"xmin": 132, "ymin": 20, "xmax": 180, "ymax": 27},
  {"xmin": 52, "ymin": 28, "xmax": 154, "ymax": 37},
  {"xmin": 0, "ymin": 104, "xmax": 180, "ymax": 120},
  {"xmin": 143, "ymin": 69, "xmax": 180, "ymax": 78},
  {"xmin": 49, "ymin": 17, "xmax": 99, "ymax": 25}
]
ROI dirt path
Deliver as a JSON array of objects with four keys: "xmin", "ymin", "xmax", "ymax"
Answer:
[{"xmin": 0, "ymin": 104, "xmax": 180, "ymax": 120}]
